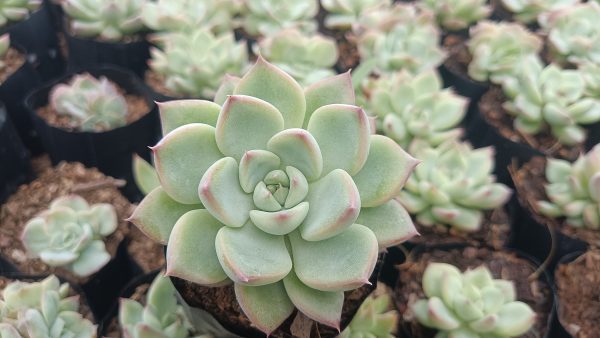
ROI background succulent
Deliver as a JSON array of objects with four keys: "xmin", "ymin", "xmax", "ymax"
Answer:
[
  {"xmin": 500, "ymin": 0, "xmax": 579, "ymax": 23},
  {"xmin": 120, "ymin": 273, "xmax": 210, "ymax": 338},
  {"xmin": 49, "ymin": 73, "xmax": 128, "ymax": 131},
  {"xmin": 339, "ymin": 290, "xmax": 398, "ymax": 338},
  {"xmin": 130, "ymin": 58, "xmax": 418, "ymax": 334},
  {"xmin": 419, "ymin": 0, "xmax": 490, "ymax": 31},
  {"xmin": 61, "ymin": 0, "xmax": 145, "ymax": 41},
  {"xmin": 133, "ymin": 154, "xmax": 160, "ymax": 196},
  {"xmin": 0, "ymin": 0, "xmax": 41, "ymax": 27},
  {"xmin": 467, "ymin": 21, "xmax": 542, "ymax": 84},
  {"xmin": 21, "ymin": 195, "xmax": 118, "ymax": 277},
  {"xmin": 398, "ymin": 141, "xmax": 511, "ymax": 232},
  {"xmin": 257, "ymin": 28, "xmax": 338, "ymax": 86},
  {"xmin": 240, "ymin": 0, "xmax": 318, "ymax": 37},
  {"xmin": 412, "ymin": 263, "xmax": 535, "ymax": 338},
  {"xmin": 321, "ymin": 0, "xmax": 389, "ymax": 30},
  {"xmin": 580, "ymin": 62, "xmax": 600, "ymax": 99},
  {"xmin": 539, "ymin": 2, "xmax": 600, "ymax": 65},
  {"xmin": 537, "ymin": 144, "xmax": 600, "ymax": 229},
  {"xmin": 149, "ymin": 29, "xmax": 248, "ymax": 99},
  {"xmin": 0, "ymin": 34, "xmax": 10, "ymax": 71},
  {"xmin": 0, "ymin": 275, "xmax": 96, "ymax": 337},
  {"xmin": 365, "ymin": 70, "xmax": 467, "ymax": 149},
  {"xmin": 501, "ymin": 59, "xmax": 600, "ymax": 146}
]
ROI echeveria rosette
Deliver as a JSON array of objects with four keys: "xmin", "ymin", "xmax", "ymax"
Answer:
[
  {"xmin": 412, "ymin": 263, "xmax": 535, "ymax": 338},
  {"xmin": 419, "ymin": 0, "xmax": 490, "ymax": 31},
  {"xmin": 0, "ymin": 275, "xmax": 97, "ymax": 338},
  {"xmin": 240, "ymin": 0, "xmax": 318, "ymax": 37},
  {"xmin": 398, "ymin": 141, "xmax": 512, "ymax": 232},
  {"xmin": 321, "ymin": 0, "xmax": 390, "ymax": 30},
  {"xmin": 537, "ymin": 144, "xmax": 600, "ymax": 229},
  {"xmin": 0, "ymin": 0, "xmax": 41, "ymax": 27},
  {"xmin": 366, "ymin": 70, "xmax": 467, "ymax": 150},
  {"xmin": 21, "ymin": 195, "xmax": 118, "ymax": 277},
  {"xmin": 129, "ymin": 57, "xmax": 419, "ymax": 334},
  {"xmin": 339, "ymin": 291, "xmax": 398, "ymax": 338},
  {"xmin": 500, "ymin": 0, "xmax": 579, "ymax": 23}
]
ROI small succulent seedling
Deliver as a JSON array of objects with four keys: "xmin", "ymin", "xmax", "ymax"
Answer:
[
  {"xmin": 321, "ymin": 0, "xmax": 389, "ymax": 30},
  {"xmin": 500, "ymin": 0, "xmax": 579, "ymax": 23},
  {"xmin": 0, "ymin": 275, "xmax": 97, "ymax": 337},
  {"xmin": 365, "ymin": 70, "xmax": 467, "ymax": 149},
  {"xmin": 539, "ymin": 2, "xmax": 600, "ymax": 65},
  {"xmin": 129, "ymin": 57, "xmax": 419, "ymax": 334},
  {"xmin": 240, "ymin": 0, "xmax": 318, "ymax": 37},
  {"xmin": 149, "ymin": 29, "xmax": 248, "ymax": 99},
  {"xmin": 339, "ymin": 291, "xmax": 398, "ymax": 338},
  {"xmin": 537, "ymin": 144, "xmax": 600, "ymax": 229},
  {"xmin": 49, "ymin": 73, "xmax": 129, "ymax": 132},
  {"xmin": 21, "ymin": 195, "xmax": 118, "ymax": 277},
  {"xmin": 412, "ymin": 263, "xmax": 535, "ymax": 338},
  {"xmin": 257, "ymin": 28, "xmax": 338, "ymax": 86},
  {"xmin": 0, "ymin": 34, "xmax": 10, "ymax": 70},
  {"xmin": 398, "ymin": 141, "xmax": 511, "ymax": 232},
  {"xmin": 61, "ymin": 0, "xmax": 145, "ymax": 41},
  {"xmin": 120, "ymin": 273, "xmax": 211, "ymax": 338},
  {"xmin": 501, "ymin": 58, "xmax": 600, "ymax": 146},
  {"xmin": 468, "ymin": 21, "xmax": 542, "ymax": 84},
  {"xmin": 420, "ymin": 0, "xmax": 490, "ymax": 31},
  {"xmin": 0, "ymin": 0, "xmax": 41, "ymax": 27}
]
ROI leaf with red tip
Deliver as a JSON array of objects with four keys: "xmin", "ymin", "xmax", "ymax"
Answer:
[
  {"xmin": 355, "ymin": 199, "xmax": 418, "ymax": 250},
  {"xmin": 249, "ymin": 202, "xmax": 309, "ymax": 235},
  {"xmin": 158, "ymin": 100, "xmax": 220, "ymax": 135},
  {"xmin": 303, "ymin": 72, "xmax": 355, "ymax": 128},
  {"xmin": 234, "ymin": 282, "xmax": 294, "ymax": 335}
]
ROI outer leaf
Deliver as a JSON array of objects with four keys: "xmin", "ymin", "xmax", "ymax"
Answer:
[
  {"xmin": 493, "ymin": 302, "xmax": 535, "ymax": 337},
  {"xmin": 132, "ymin": 154, "xmax": 160, "ymax": 196},
  {"xmin": 71, "ymin": 240, "xmax": 110, "ymax": 277},
  {"xmin": 355, "ymin": 199, "xmax": 418, "ymax": 249},
  {"xmin": 303, "ymin": 71, "xmax": 355, "ymax": 128},
  {"xmin": 267, "ymin": 129, "xmax": 323, "ymax": 181},
  {"xmin": 427, "ymin": 297, "xmax": 460, "ymax": 330},
  {"xmin": 158, "ymin": 100, "xmax": 220, "ymax": 135},
  {"xmin": 166, "ymin": 210, "xmax": 228, "ymax": 285},
  {"xmin": 234, "ymin": 282, "xmax": 295, "ymax": 335}
]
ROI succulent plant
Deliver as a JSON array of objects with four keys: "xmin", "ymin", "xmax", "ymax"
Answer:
[
  {"xmin": 0, "ymin": 275, "xmax": 97, "ymax": 338},
  {"xmin": 501, "ymin": 59, "xmax": 600, "ymax": 146},
  {"xmin": 537, "ymin": 144, "xmax": 600, "ymax": 229},
  {"xmin": 499, "ymin": 0, "xmax": 579, "ymax": 23},
  {"xmin": 539, "ymin": 2, "xmax": 600, "ymax": 65},
  {"xmin": 397, "ymin": 141, "xmax": 511, "ymax": 232},
  {"xmin": 49, "ymin": 73, "xmax": 129, "ymax": 132},
  {"xmin": 580, "ymin": 62, "xmax": 600, "ymax": 99},
  {"xmin": 412, "ymin": 263, "xmax": 535, "ymax": 338},
  {"xmin": 0, "ymin": 34, "xmax": 10, "ymax": 71},
  {"xmin": 467, "ymin": 21, "xmax": 542, "ymax": 84},
  {"xmin": 321, "ymin": 0, "xmax": 389, "ymax": 29},
  {"xmin": 419, "ymin": 0, "xmax": 490, "ymax": 31},
  {"xmin": 339, "ymin": 291, "xmax": 398, "ymax": 338},
  {"xmin": 365, "ymin": 70, "xmax": 467, "ymax": 149},
  {"xmin": 149, "ymin": 29, "xmax": 248, "ymax": 99},
  {"xmin": 240, "ymin": 0, "xmax": 318, "ymax": 37},
  {"xmin": 61, "ymin": 0, "xmax": 145, "ymax": 41},
  {"xmin": 120, "ymin": 273, "xmax": 211, "ymax": 338},
  {"xmin": 129, "ymin": 57, "xmax": 419, "ymax": 334},
  {"xmin": 0, "ymin": 0, "xmax": 41, "ymax": 27},
  {"xmin": 256, "ymin": 28, "xmax": 338, "ymax": 86},
  {"xmin": 133, "ymin": 154, "xmax": 160, "ymax": 196},
  {"xmin": 21, "ymin": 195, "xmax": 118, "ymax": 277}
]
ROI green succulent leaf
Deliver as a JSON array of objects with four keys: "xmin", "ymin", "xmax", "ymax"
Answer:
[
  {"xmin": 132, "ymin": 154, "xmax": 161, "ymax": 196},
  {"xmin": 267, "ymin": 129, "xmax": 323, "ymax": 182},
  {"xmin": 234, "ymin": 282, "xmax": 295, "ymax": 336},
  {"xmin": 158, "ymin": 100, "xmax": 221, "ymax": 135},
  {"xmin": 303, "ymin": 72, "xmax": 355, "ymax": 127},
  {"xmin": 356, "ymin": 199, "xmax": 417, "ymax": 249}
]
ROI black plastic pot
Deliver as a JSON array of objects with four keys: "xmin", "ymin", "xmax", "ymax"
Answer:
[
  {"xmin": 25, "ymin": 65, "xmax": 159, "ymax": 201},
  {"xmin": 0, "ymin": 101, "xmax": 31, "ymax": 203},
  {"xmin": 438, "ymin": 64, "xmax": 489, "ymax": 102}
]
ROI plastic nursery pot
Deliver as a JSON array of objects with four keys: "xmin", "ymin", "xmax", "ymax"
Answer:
[
  {"xmin": 170, "ymin": 254, "xmax": 385, "ymax": 338},
  {"xmin": 394, "ymin": 243, "xmax": 555, "ymax": 338},
  {"xmin": 25, "ymin": 65, "xmax": 159, "ymax": 200},
  {"xmin": 0, "ymin": 101, "xmax": 31, "ymax": 203}
]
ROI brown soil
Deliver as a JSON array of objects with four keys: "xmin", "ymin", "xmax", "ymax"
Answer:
[
  {"xmin": 103, "ymin": 283, "xmax": 151, "ymax": 338},
  {"xmin": 329, "ymin": 30, "xmax": 360, "ymax": 73},
  {"xmin": 30, "ymin": 154, "xmax": 53, "ymax": 177},
  {"xmin": 479, "ymin": 86, "xmax": 583, "ymax": 161},
  {"xmin": 144, "ymin": 69, "xmax": 186, "ymax": 99},
  {"xmin": 0, "ymin": 162, "xmax": 131, "ymax": 283},
  {"xmin": 126, "ymin": 226, "xmax": 165, "ymax": 273},
  {"xmin": 555, "ymin": 250, "xmax": 600, "ymax": 338},
  {"xmin": 490, "ymin": 0, "xmax": 515, "ymax": 22},
  {"xmin": 395, "ymin": 247, "xmax": 552, "ymax": 338},
  {"xmin": 0, "ymin": 48, "xmax": 26, "ymax": 84},
  {"xmin": 511, "ymin": 157, "xmax": 600, "ymax": 248},
  {"xmin": 442, "ymin": 35, "xmax": 475, "ymax": 81},
  {"xmin": 409, "ymin": 208, "xmax": 510, "ymax": 250}
]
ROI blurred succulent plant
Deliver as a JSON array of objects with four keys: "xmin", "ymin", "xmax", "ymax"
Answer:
[
  {"xmin": 365, "ymin": 70, "xmax": 467, "ymax": 149},
  {"xmin": 61, "ymin": 0, "xmax": 145, "ymax": 41},
  {"xmin": 339, "ymin": 291, "xmax": 398, "ymax": 338},
  {"xmin": 141, "ymin": 0, "xmax": 241, "ymax": 34},
  {"xmin": 468, "ymin": 21, "xmax": 542, "ymax": 84},
  {"xmin": 120, "ymin": 273, "xmax": 211, "ymax": 338},
  {"xmin": 581, "ymin": 62, "xmax": 600, "ymax": 99},
  {"xmin": 0, "ymin": 34, "xmax": 10, "ymax": 70},
  {"xmin": 0, "ymin": 0, "xmax": 41, "ymax": 27},
  {"xmin": 21, "ymin": 195, "xmax": 117, "ymax": 277},
  {"xmin": 0, "ymin": 275, "xmax": 97, "ymax": 337},
  {"xmin": 257, "ymin": 28, "xmax": 337, "ymax": 86},
  {"xmin": 240, "ymin": 0, "xmax": 318, "ymax": 37},
  {"xmin": 537, "ymin": 144, "xmax": 600, "ymax": 229},
  {"xmin": 129, "ymin": 57, "xmax": 419, "ymax": 334},
  {"xmin": 539, "ymin": 2, "xmax": 600, "ymax": 65},
  {"xmin": 412, "ymin": 263, "xmax": 535, "ymax": 338},
  {"xmin": 49, "ymin": 73, "xmax": 128, "ymax": 131},
  {"xmin": 501, "ymin": 0, "xmax": 579, "ymax": 23},
  {"xmin": 149, "ymin": 29, "xmax": 248, "ymax": 99},
  {"xmin": 419, "ymin": 0, "xmax": 490, "ymax": 31},
  {"xmin": 398, "ymin": 141, "xmax": 511, "ymax": 232},
  {"xmin": 501, "ymin": 59, "xmax": 600, "ymax": 146},
  {"xmin": 321, "ymin": 0, "xmax": 389, "ymax": 29}
]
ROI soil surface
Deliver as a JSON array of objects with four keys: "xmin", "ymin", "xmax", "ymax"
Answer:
[
  {"xmin": 395, "ymin": 247, "xmax": 552, "ymax": 338},
  {"xmin": 555, "ymin": 250, "xmax": 600, "ymax": 338},
  {"xmin": 326, "ymin": 29, "xmax": 360, "ymax": 73},
  {"xmin": 0, "ymin": 162, "xmax": 130, "ymax": 283},
  {"xmin": 0, "ymin": 48, "xmax": 26, "ymax": 84},
  {"xmin": 144, "ymin": 69, "xmax": 187, "ymax": 99},
  {"xmin": 126, "ymin": 226, "xmax": 165, "ymax": 273},
  {"xmin": 512, "ymin": 157, "xmax": 600, "ymax": 248},
  {"xmin": 442, "ymin": 34, "xmax": 472, "ymax": 79},
  {"xmin": 479, "ymin": 86, "xmax": 583, "ymax": 161}
]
